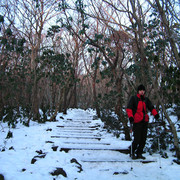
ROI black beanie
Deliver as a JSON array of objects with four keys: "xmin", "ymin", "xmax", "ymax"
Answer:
[{"xmin": 137, "ymin": 84, "xmax": 145, "ymax": 92}]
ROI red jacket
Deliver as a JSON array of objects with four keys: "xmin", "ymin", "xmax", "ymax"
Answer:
[{"xmin": 126, "ymin": 94, "xmax": 158, "ymax": 123}]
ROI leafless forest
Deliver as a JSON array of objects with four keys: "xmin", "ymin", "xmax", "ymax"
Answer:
[{"xmin": 0, "ymin": 0, "xmax": 180, "ymax": 158}]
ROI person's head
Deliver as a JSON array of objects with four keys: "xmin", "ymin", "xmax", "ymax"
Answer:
[{"xmin": 137, "ymin": 84, "xmax": 145, "ymax": 95}]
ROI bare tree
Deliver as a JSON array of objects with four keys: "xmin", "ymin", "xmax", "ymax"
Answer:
[
  {"xmin": 11, "ymin": 0, "xmax": 62, "ymax": 123},
  {"xmin": 59, "ymin": 0, "xmax": 134, "ymax": 139}
]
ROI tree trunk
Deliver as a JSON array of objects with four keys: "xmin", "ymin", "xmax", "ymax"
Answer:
[
  {"xmin": 26, "ymin": 70, "xmax": 39, "ymax": 126},
  {"xmin": 49, "ymin": 89, "xmax": 63, "ymax": 121},
  {"xmin": 71, "ymin": 83, "xmax": 77, "ymax": 108},
  {"xmin": 115, "ymin": 77, "xmax": 130, "ymax": 140},
  {"xmin": 155, "ymin": 91, "xmax": 180, "ymax": 159},
  {"xmin": 0, "ymin": 92, "xmax": 4, "ymax": 120},
  {"xmin": 63, "ymin": 86, "xmax": 71, "ymax": 115},
  {"xmin": 31, "ymin": 71, "xmax": 39, "ymax": 121},
  {"xmin": 92, "ymin": 78, "xmax": 100, "ymax": 118}
]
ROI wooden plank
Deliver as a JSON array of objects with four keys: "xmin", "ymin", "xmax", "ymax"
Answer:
[
  {"xmin": 56, "ymin": 125, "xmax": 99, "ymax": 130},
  {"xmin": 56, "ymin": 133, "xmax": 99, "ymax": 137},
  {"xmin": 63, "ymin": 142, "xmax": 111, "ymax": 145},
  {"xmin": 59, "ymin": 147, "xmax": 129, "ymax": 154},
  {"xmin": 51, "ymin": 136, "xmax": 102, "ymax": 140},
  {"xmin": 56, "ymin": 130, "xmax": 93, "ymax": 133},
  {"xmin": 81, "ymin": 159, "xmax": 157, "ymax": 164},
  {"xmin": 57, "ymin": 125, "xmax": 98, "ymax": 128}
]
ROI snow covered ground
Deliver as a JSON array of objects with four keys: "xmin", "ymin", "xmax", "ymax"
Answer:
[{"xmin": 0, "ymin": 108, "xmax": 179, "ymax": 180}]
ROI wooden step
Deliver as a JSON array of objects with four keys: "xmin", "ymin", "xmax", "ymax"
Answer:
[
  {"xmin": 57, "ymin": 130, "xmax": 93, "ymax": 133},
  {"xmin": 51, "ymin": 136, "xmax": 102, "ymax": 140},
  {"xmin": 63, "ymin": 142, "xmax": 110, "ymax": 145},
  {"xmin": 57, "ymin": 125, "xmax": 99, "ymax": 128},
  {"xmin": 59, "ymin": 147, "xmax": 129, "ymax": 154},
  {"xmin": 56, "ymin": 126, "xmax": 99, "ymax": 130},
  {"xmin": 81, "ymin": 159, "xmax": 157, "ymax": 164},
  {"xmin": 56, "ymin": 133, "xmax": 99, "ymax": 137}
]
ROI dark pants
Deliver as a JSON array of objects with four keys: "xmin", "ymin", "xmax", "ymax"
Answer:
[{"xmin": 132, "ymin": 121, "xmax": 148, "ymax": 155}]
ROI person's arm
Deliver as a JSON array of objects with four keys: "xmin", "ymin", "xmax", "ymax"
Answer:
[
  {"xmin": 126, "ymin": 96, "xmax": 135, "ymax": 123},
  {"xmin": 146, "ymin": 98, "xmax": 159, "ymax": 120}
]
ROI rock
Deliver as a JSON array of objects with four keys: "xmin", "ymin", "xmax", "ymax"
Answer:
[
  {"xmin": 1, "ymin": 148, "xmax": 5, "ymax": 152},
  {"xmin": 31, "ymin": 158, "xmax": 37, "ymax": 164},
  {"xmin": 45, "ymin": 141, "xmax": 54, "ymax": 144},
  {"xmin": 70, "ymin": 158, "xmax": 83, "ymax": 173},
  {"xmin": 50, "ymin": 168, "xmax": 67, "ymax": 177},
  {"xmin": 52, "ymin": 146, "xmax": 58, "ymax": 151},
  {"xmin": 31, "ymin": 151, "xmax": 46, "ymax": 164},
  {"xmin": 6, "ymin": 131, "xmax": 13, "ymax": 139},
  {"xmin": 60, "ymin": 148, "xmax": 70, "ymax": 153},
  {"xmin": 9, "ymin": 146, "xmax": 14, "ymax": 150},
  {"xmin": 113, "ymin": 170, "xmax": 129, "ymax": 175},
  {"xmin": 22, "ymin": 168, "xmax": 26, "ymax": 172},
  {"xmin": 36, "ymin": 150, "xmax": 43, "ymax": 154}
]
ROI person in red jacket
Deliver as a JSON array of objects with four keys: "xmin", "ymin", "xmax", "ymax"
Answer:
[{"xmin": 126, "ymin": 84, "xmax": 159, "ymax": 159}]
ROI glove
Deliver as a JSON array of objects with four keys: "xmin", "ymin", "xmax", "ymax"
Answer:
[
  {"xmin": 155, "ymin": 114, "xmax": 159, "ymax": 120},
  {"xmin": 129, "ymin": 117, "xmax": 134, "ymax": 124},
  {"xmin": 140, "ymin": 95, "xmax": 145, "ymax": 101}
]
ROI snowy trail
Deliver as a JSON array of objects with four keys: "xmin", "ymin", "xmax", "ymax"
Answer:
[
  {"xmin": 51, "ymin": 110, "xmax": 130, "ymax": 155},
  {"xmin": 49, "ymin": 110, "xmax": 159, "ymax": 178},
  {"xmin": 0, "ymin": 109, "xmax": 179, "ymax": 180}
]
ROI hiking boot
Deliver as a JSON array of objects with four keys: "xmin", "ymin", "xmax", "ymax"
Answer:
[
  {"xmin": 136, "ymin": 154, "xmax": 146, "ymax": 160},
  {"xmin": 132, "ymin": 154, "xmax": 137, "ymax": 160},
  {"xmin": 130, "ymin": 153, "xmax": 137, "ymax": 160}
]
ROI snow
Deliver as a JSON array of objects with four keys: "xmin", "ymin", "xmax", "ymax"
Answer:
[{"xmin": 0, "ymin": 108, "xmax": 179, "ymax": 180}]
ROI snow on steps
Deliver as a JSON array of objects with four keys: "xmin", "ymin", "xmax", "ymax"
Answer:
[
  {"xmin": 47, "ymin": 115, "xmax": 158, "ymax": 176},
  {"xmin": 50, "ymin": 117, "xmax": 135, "ymax": 163}
]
